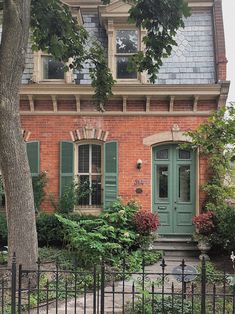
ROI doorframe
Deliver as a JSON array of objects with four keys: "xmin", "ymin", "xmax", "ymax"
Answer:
[{"xmin": 151, "ymin": 141, "xmax": 200, "ymax": 217}]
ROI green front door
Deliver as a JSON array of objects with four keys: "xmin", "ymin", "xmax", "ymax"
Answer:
[{"xmin": 152, "ymin": 144, "xmax": 195, "ymax": 235}]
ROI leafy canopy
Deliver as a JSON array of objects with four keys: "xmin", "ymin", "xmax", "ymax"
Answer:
[{"xmin": 1, "ymin": 0, "xmax": 190, "ymax": 108}]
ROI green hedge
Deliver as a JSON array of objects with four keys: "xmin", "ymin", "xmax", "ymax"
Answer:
[{"xmin": 211, "ymin": 205, "xmax": 235, "ymax": 252}]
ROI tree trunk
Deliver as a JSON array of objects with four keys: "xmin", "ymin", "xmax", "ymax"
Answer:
[{"xmin": 0, "ymin": 0, "xmax": 38, "ymax": 269}]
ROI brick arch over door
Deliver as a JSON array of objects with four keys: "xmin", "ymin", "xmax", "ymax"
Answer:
[{"xmin": 143, "ymin": 130, "xmax": 192, "ymax": 146}]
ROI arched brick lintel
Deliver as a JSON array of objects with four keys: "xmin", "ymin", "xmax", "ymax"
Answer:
[
  {"xmin": 22, "ymin": 129, "xmax": 31, "ymax": 142},
  {"xmin": 143, "ymin": 131, "xmax": 192, "ymax": 146},
  {"xmin": 70, "ymin": 126, "xmax": 109, "ymax": 142}
]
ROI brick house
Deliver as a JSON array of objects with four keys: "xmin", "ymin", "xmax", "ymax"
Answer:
[{"xmin": 2, "ymin": 0, "xmax": 229, "ymax": 237}]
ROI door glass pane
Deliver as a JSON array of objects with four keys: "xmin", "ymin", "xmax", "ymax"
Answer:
[
  {"xmin": 78, "ymin": 175, "xmax": 90, "ymax": 206},
  {"xmin": 156, "ymin": 149, "xmax": 168, "ymax": 160},
  {"xmin": 179, "ymin": 149, "xmax": 191, "ymax": 160},
  {"xmin": 179, "ymin": 166, "xmax": 190, "ymax": 202},
  {"xmin": 157, "ymin": 166, "xmax": 168, "ymax": 199},
  {"xmin": 91, "ymin": 175, "xmax": 102, "ymax": 205},
  {"xmin": 78, "ymin": 145, "xmax": 89, "ymax": 173},
  {"xmin": 92, "ymin": 145, "xmax": 101, "ymax": 173}
]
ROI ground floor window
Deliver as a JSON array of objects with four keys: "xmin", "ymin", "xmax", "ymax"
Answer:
[{"xmin": 77, "ymin": 143, "xmax": 102, "ymax": 207}]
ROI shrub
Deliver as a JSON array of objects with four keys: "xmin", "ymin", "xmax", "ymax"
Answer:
[
  {"xmin": 211, "ymin": 206, "xmax": 235, "ymax": 252},
  {"xmin": 51, "ymin": 181, "xmax": 92, "ymax": 214},
  {"xmin": 133, "ymin": 209, "xmax": 160, "ymax": 235},
  {"xmin": 36, "ymin": 213, "xmax": 65, "ymax": 247},
  {"xmin": 192, "ymin": 211, "xmax": 215, "ymax": 236},
  {"xmin": 56, "ymin": 200, "xmax": 141, "ymax": 268}
]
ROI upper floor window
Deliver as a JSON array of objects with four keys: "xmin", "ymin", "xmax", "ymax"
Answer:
[
  {"xmin": 77, "ymin": 143, "xmax": 102, "ymax": 207},
  {"xmin": 33, "ymin": 51, "xmax": 73, "ymax": 83},
  {"xmin": 42, "ymin": 56, "xmax": 64, "ymax": 80},
  {"xmin": 116, "ymin": 30, "xmax": 138, "ymax": 79}
]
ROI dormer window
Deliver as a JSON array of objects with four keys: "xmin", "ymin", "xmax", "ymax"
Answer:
[
  {"xmin": 116, "ymin": 30, "xmax": 138, "ymax": 79},
  {"xmin": 33, "ymin": 51, "xmax": 73, "ymax": 83}
]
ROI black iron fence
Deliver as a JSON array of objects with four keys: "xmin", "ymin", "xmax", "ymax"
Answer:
[{"xmin": 1, "ymin": 254, "xmax": 235, "ymax": 313}]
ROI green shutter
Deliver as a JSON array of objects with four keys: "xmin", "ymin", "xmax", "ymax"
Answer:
[
  {"xmin": 104, "ymin": 141, "xmax": 118, "ymax": 209},
  {"xmin": 26, "ymin": 141, "xmax": 40, "ymax": 176},
  {"xmin": 60, "ymin": 141, "xmax": 74, "ymax": 197}
]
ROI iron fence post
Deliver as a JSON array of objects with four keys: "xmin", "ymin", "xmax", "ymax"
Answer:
[
  {"xmin": 18, "ymin": 264, "xmax": 22, "ymax": 314},
  {"xmin": 100, "ymin": 259, "xmax": 105, "ymax": 314},
  {"xmin": 11, "ymin": 253, "xmax": 16, "ymax": 314},
  {"xmin": 201, "ymin": 257, "xmax": 206, "ymax": 314}
]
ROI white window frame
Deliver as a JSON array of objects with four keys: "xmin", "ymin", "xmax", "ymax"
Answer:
[
  {"xmin": 74, "ymin": 141, "xmax": 104, "ymax": 208},
  {"xmin": 115, "ymin": 28, "xmax": 139, "ymax": 81},
  {"xmin": 106, "ymin": 21, "xmax": 147, "ymax": 84}
]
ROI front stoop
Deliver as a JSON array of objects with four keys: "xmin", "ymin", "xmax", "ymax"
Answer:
[{"xmin": 153, "ymin": 236, "xmax": 199, "ymax": 261}]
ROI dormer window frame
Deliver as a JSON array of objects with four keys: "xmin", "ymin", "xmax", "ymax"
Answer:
[
  {"xmin": 105, "ymin": 20, "xmax": 147, "ymax": 84},
  {"xmin": 32, "ymin": 6, "xmax": 82, "ymax": 85},
  {"xmin": 99, "ymin": 0, "xmax": 148, "ymax": 84},
  {"xmin": 33, "ymin": 51, "xmax": 74, "ymax": 84}
]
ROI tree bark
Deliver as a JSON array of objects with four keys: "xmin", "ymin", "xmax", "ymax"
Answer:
[{"xmin": 0, "ymin": 0, "xmax": 38, "ymax": 269}]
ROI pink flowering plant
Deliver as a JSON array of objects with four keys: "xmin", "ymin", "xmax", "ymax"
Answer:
[{"xmin": 192, "ymin": 211, "xmax": 215, "ymax": 242}]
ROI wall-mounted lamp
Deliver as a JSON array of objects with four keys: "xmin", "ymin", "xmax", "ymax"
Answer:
[{"xmin": 136, "ymin": 159, "xmax": 142, "ymax": 170}]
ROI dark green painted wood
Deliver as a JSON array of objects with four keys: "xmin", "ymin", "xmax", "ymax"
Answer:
[
  {"xmin": 60, "ymin": 141, "xmax": 74, "ymax": 197},
  {"xmin": 104, "ymin": 141, "xmax": 118, "ymax": 209},
  {"xmin": 152, "ymin": 144, "xmax": 195, "ymax": 235},
  {"xmin": 26, "ymin": 141, "xmax": 40, "ymax": 177}
]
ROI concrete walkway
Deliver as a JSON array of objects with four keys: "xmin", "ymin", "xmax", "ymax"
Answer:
[{"xmin": 31, "ymin": 257, "xmax": 199, "ymax": 314}]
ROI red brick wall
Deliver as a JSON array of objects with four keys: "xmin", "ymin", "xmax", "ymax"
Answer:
[
  {"xmin": 21, "ymin": 112, "xmax": 209, "ymax": 212},
  {"xmin": 213, "ymin": 0, "xmax": 227, "ymax": 81}
]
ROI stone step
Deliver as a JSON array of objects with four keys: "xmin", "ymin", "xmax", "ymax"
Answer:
[
  {"xmin": 156, "ymin": 236, "xmax": 194, "ymax": 243},
  {"xmin": 153, "ymin": 243, "xmax": 197, "ymax": 250},
  {"xmin": 153, "ymin": 236, "xmax": 199, "ymax": 259},
  {"xmin": 163, "ymin": 250, "xmax": 199, "ymax": 258}
]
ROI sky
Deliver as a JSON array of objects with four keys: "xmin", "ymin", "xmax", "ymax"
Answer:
[{"xmin": 222, "ymin": 0, "xmax": 235, "ymax": 103}]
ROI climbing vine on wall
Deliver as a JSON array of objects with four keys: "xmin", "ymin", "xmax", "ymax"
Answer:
[{"xmin": 183, "ymin": 104, "xmax": 235, "ymax": 211}]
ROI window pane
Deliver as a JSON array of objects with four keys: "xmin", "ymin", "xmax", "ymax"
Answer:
[
  {"xmin": 156, "ymin": 149, "xmax": 168, "ymax": 160},
  {"xmin": 78, "ymin": 175, "xmax": 90, "ymax": 206},
  {"xmin": 117, "ymin": 57, "xmax": 137, "ymax": 79},
  {"xmin": 42, "ymin": 56, "xmax": 64, "ymax": 80},
  {"xmin": 91, "ymin": 175, "xmax": 102, "ymax": 205},
  {"xmin": 179, "ymin": 166, "xmax": 190, "ymax": 202},
  {"xmin": 92, "ymin": 145, "xmax": 101, "ymax": 173},
  {"xmin": 78, "ymin": 145, "xmax": 89, "ymax": 173},
  {"xmin": 116, "ymin": 30, "xmax": 138, "ymax": 53},
  {"xmin": 179, "ymin": 149, "xmax": 191, "ymax": 160},
  {"xmin": 157, "ymin": 166, "xmax": 168, "ymax": 199}
]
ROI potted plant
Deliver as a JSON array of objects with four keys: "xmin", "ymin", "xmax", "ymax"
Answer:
[
  {"xmin": 192, "ymin": 211, "xmax": 215, "ymax": 260},
  {"xmin": 133, "ymin": 210, "xmax": 160, "ymax": 250}
]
